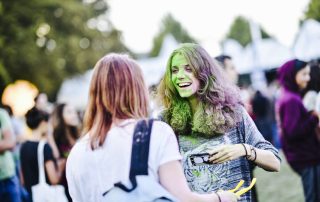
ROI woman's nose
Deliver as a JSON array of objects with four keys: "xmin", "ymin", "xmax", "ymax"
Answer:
[{"xmin": 177, "ymin": 70, "xmax": 185, "ymax": 79}]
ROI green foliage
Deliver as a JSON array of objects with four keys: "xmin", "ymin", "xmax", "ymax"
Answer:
[
  {"xmin": 305, "ymin": 0, "xmax": 320, "ymax": 21},
  {"xmin": 225, "ymin": 16, "xmax": 271, "ymax": 47},
  {"xmin": 149, "ymin": 14, "xmax": 197, "ymax": 57},
  {"xmin": 0, "ymin": 0, "xmax": 129, "ymax": 100}
]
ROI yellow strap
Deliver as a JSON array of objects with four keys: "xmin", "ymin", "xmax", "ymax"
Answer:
[
  {"xmin": 235, "ymin": 178, "xmax": 257, "ymax": 197},
  {"xmin": 228, "ymin": 180, "xmax": 244, "ymax": 193}
]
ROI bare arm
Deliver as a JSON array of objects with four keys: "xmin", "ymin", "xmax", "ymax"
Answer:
[
  {"xmin": 247, "ymin": 145, "xmax": 280, "ymax": 172},
  {"xmin": 209, "ymin": 144, "xmax": 280, "ymax": 172},
  {"xmin": 46, "ymin": 123, "xmax": 60, "ymax": 159},
  {"xmin": 20, "ymin": 168, "xmax": 25, "ymax": 186},
  {"xmin": 45, "ymin": 158, "xmax": 65, "ymax": 185},
  {"xmin": 159, "ymin": 160, "xmax": 238, "ymax": 202},
  {"xmin": 0, "ymin": 128, "xmax": 15, "ymax": 152}
]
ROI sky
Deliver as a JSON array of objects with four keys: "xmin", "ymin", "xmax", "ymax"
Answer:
[{"xmin": 108, "ymin": 0, "xmax": 310, "ymax": 56}]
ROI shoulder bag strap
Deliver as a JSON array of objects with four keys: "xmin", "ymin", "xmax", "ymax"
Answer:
[
  {"xmin": 112, "ymin": 119, "xmax": 154, "ymax": 193},
  {"xmin": 130, "ymin": 119, "xmax": 154, "ymax": 177},
  {"xmin": 37, "ymin": 140, "xmax": 47, "ymax": 184}
]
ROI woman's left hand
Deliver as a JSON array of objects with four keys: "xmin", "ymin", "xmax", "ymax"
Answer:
[{"xmin": 208, "ymin": 144, "xmax": 245, "ymax": 164}]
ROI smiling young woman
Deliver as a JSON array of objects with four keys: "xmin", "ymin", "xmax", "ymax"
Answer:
[{"xmin": 157, "ymin": 43, "xmax": 280, "ymax": 202}]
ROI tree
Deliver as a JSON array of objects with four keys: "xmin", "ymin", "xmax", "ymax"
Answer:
[
  {"xmin": 305, "ymin": 0, "xmax": 320, "ymax": 21},
  {"xmin": 0, "ymin": 0, "xmax": 129, "ymax": 100},
  {"xmin": 224, "ymin": 16, "xmax": 271, "ymax": 47},
  {"xmin": 149, "ymin": 14, "xmax": 197, "ymax": 57}
]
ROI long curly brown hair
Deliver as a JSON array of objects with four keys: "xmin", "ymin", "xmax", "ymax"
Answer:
[{"xmin": 158, "ymin": 43, "xmax": 243, "ymax": 137}]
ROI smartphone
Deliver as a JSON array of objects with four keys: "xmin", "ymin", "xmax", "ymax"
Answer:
[{"xmin": 189, "ymin": 153, "xmax": 211, "ymax": 166}]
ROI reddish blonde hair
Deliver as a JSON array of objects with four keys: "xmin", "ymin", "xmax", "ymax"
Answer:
[{"xmin": 83, "ymin": 53, "xmax": 149, "ymax": 149}]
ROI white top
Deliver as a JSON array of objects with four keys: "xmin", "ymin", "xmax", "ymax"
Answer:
[
  {"xmin": 303, "ymin": 90, "xmax": 318, "ymax": 111},
  {"xmin": 66, "ymin": 120, "xmax": 182, "ymax": 202}
]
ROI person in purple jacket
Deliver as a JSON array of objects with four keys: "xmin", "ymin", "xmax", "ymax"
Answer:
[{"xmin": 276, "ymin": 59, "xmax": 320, "ymax": 202}]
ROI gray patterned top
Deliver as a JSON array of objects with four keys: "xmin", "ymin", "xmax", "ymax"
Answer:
[{"xmin": 179, "ymin": 108, "xmax": 280, "ymax": 202}]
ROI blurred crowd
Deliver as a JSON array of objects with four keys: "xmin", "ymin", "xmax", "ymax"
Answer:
[{"xmin": 0, "ymin": 93, "xmax": 81, "ymax": 202}]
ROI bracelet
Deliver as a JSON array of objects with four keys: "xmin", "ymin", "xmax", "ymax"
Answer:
[
  {"xmin": 241, "ymin": 143, "xmax": 248, "ymax": 158},
  {"xmin": 249, "ymin": 145, "xmax": 254, "ymax": 160},
  {"xmin": 252, "ymin": 147, "xmax": 257, "ymax": 162},
  {"xmin": 247, "ymin": 146, "xmax": 257, "ymax": 161},
  {"xmin": 216, "ymin": 192, "xmax": 222, "ymax": 202}
]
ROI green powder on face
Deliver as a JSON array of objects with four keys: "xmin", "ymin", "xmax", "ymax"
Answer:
[{"xmin": 170, "ymin": 54, "xmax": 199, "ymax": 98}]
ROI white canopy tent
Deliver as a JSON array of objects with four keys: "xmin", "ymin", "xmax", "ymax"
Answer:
[
  {"xmin": 57, "ymin": 70, "xmax": 92, "ymax": 110},
  {"xmin": 293, "ymin": 19, "xmax": 320, "ymax": 61},
  {"xmin": 222, "ymin": 38, "xmax": 293, "ymax": 74},
  {"xmin": 57, "ymin": 35, "xmax": 178, "ymax": 109}
]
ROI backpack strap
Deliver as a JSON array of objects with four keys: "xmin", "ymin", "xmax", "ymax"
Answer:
[
  {"xmin": 129, "ymin": 119, "xmax": 154, "ymax": 177},
  {"xmin": 104, "ymin": 119, "xmax": 154, "ymax": 195}
]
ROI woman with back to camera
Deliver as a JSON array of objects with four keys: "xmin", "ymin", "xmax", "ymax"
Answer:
[
  {"xmin": 276, "ymin": 59, "xmax": 320, "ymax": 202},
  {"xmin": 66, "ymin": 53, "xmax": 238, "ymax": 202},
  {"xmin": 157, "ymin": 43, "xmax": 281, "ymax": 202}
]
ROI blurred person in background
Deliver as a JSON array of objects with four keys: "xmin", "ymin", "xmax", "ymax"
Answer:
[
  {"xmin": 66, "ymin": 53, "xmax": 238, "ymax": 202},
  {"xmin": 158, "ymin": 43, "xmax": 280, "ymax": 202},
  {"xmin": 2, "ymin": 105, "xmax": 24, "ymax": 143},
  {"xmin": 251, "ymin": 91, "xmax": 273, "ymax": 144},
  {"xmin": 2, "ymin": 105, "xmax": 28, "ymax": 201},
  {"xmin": 215, "ymin": 54, "xmax": 254, "ymax": 116},
  {"xmin": 33, "ymin": 93, "xmax": 53, "ymax": 114},
  {"xmin": 215, "ymin": 55, "xmax": 239, "ymax": 85},
  {"xmin": 276, "ymin": 59, "xmax": 320, "ymax": 202},
  {"xmin": 302, "ymin": 59, "xmax": 320, "ymax": 112},
  {"xmin": 2, "ymin": 105, "xmax": 25, "ymax": 165},
  {"xmin": 31, "ymin": 93, "xmax": 60, "ymax": 162},
  {"xmin": 265, "ymin": 81, "xmax": 282, "ymax": 150},
  {"xmin": 0, "ymin": 108, "xmax": 20, "ymax": 202},
  {"xmin": 51, "ymin": 103, "xmax": 80, "ymax": 201},
  {"xmin": 20, "ymin": 108, "xmax": 64, "ymax": 201},
  {"xmin": 302, "ymin": 59, "xmax": 320, "ymax": 142}
]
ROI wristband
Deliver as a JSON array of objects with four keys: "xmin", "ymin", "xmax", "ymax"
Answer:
[
  {"xmin": 252, "ymin": 147, "xmax": 257, "ymax": 162},
  {"xmin": 241, "ymin": 143, "xmax": 248, "ymax": 158}
]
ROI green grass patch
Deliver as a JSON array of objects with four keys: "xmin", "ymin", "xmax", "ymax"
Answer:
[{"xmin": 254, "ymin": 151, "xmax": 304, "ymax": 202}]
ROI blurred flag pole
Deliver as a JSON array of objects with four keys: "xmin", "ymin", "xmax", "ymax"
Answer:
[{"xmin": 249, "ymin": 19, "xmax": 267, "ymax": 92}]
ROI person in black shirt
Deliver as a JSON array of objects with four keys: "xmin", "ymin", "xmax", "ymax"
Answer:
[{"xmin": 20, "ymin": 108, "xmax": 64, "ymax": 201}]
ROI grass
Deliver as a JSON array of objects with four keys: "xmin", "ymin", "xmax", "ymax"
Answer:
[{"xmin": 254, "ymin": 151, "xmax": 304, "ymax": 202}]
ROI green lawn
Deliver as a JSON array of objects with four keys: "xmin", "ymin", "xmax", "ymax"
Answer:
[{"xmin": 254, "ymin": 151, "xmax": 304, "ymax": 202}]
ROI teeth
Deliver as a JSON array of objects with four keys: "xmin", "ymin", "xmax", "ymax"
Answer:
[{"xmin": 178, "ymin": 82, "xmax": 191, "ymax": 87}]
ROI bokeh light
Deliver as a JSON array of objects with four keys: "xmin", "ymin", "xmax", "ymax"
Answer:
[{"xmin": 2, "ymin": 80, "xmax": 39, "ymax": 117}]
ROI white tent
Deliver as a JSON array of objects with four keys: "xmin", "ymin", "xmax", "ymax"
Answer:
[
  {"xmin": 223, "ymin": 19, "xmax": 320, "ymax": 75},
  {"xmin": 138, "ymin": 35, "xmax": 178, "ymax": 87},
  {"xmin": 57, "ymin": 35, "xmax": 178, "ymax": 109},
  {"xmin": 293, "ymin": 19, "xmax": 320, "ymax": 61},
  {"xmin": 57, "ymin": 70, "xmax": 92, "ymax": 109},
  {"xmin": 223, "ymin": 38, "xmax": 293, "ymax": 74}
]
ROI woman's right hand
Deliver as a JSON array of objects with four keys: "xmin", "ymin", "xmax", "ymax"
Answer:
[{"xmin": 216, "ymin": 190, "xmax": 239, "ymax": 202}]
